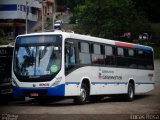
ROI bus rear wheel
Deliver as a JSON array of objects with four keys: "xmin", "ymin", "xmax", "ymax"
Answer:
[
  {"xmin": 126, "ymin": 83, "xmax": 135, "ymax": 101},
  {"xmin": 74, "ymin": 84, "xmax": 89, "ymax": 105}
]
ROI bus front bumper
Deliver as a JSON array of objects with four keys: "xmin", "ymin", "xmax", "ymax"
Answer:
[{"xmin": 12, "ymin": 84, "xmax": 65, "ymax": 97}]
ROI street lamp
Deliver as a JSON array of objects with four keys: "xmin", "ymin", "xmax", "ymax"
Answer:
[{"xmin": 52, "ymin": 0, "xmax": 56, "ymax": 30}]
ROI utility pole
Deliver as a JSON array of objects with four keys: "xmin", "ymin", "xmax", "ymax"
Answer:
[
  {"xmin": 25, "ymin": 1, "xmax": 28, "ymax": 34},
  {"xmin": 42, "ymin": 1, "xmax": 44, "ymax": 32},
  {"xmin": 52, "ymin": 0, "xmax": 56, "ymax": 30}
]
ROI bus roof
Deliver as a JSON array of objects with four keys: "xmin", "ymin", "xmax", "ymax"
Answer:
[{"xmin": 16, "ymin": 31, "xmax": 153, "ymax": 51}]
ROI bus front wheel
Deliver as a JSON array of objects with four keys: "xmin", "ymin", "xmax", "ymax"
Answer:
[
  {"xmin": 126, "ymin": 83, "xmax": 135, "ymax": 101},
  {"xmin": 74, "ymin": 84, "xmax": 89, "ymax": 105}
]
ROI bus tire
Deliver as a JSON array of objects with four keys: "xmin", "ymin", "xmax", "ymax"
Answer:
[
  {"xmin": 74, "ymin": 83, "xmax": 89, "ymax": 105},
  {"xmin": 126, "ymin": 83, "xmax": 135, "ymax": 101}
]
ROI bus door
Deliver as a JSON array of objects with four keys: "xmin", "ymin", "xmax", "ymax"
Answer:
[{"xmin": 65, "ymin": 41, "xmax": 76, "ymax": 74}]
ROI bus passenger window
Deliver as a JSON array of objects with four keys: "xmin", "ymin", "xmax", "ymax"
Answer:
[
  {"xmin": 79, "ymin": 42, "xmax": 91, "ymax": 64},
  {"xmin": 105, "ymin": 46, "xmax": 115, "ymax": 65},
  {"xmin": 137, "ymin": 50, "xmax": 146, "ymax": 69},
  {"xmin": 116, "ymin": 47, "xmax": 127, "ymax": 67},
  {"xmin": 117, "ymin": 47, "xmax": 124, "ymax": 56},
  {"xmin": 145, "ymin": 51, "xmax": 154, "ymax": 70},
  {"xmin": 128, "ymin": 49, "xmax": 137, "ymax": 68},
  {"xmin": 91, "ymin": 44, "xmax": 104, "ymax": 65}
]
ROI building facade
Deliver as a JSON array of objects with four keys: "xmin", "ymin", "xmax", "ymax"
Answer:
[{"xmin": 0, "ymin": 0, "xmax": 41, "ymax": 37}]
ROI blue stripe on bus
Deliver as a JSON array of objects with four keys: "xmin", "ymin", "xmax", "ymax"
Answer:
[
  {"xmin": 0, "ymin": 4, "xmax": 17, "ymax": 11},
  {"xmin": 91, "ymin": 82, "xmax": 155, "ymax": 85},
  {"xmin": 136, "ymin": 82, "xmax": 155, "ymax": 84},
  {"xmin": 65, "ymin": 82, "xmax": 154, "ymax": 85},
  {"xmin": 91, "ymin": 82, "xmax": 128, "ymax": 84},
  {"xmin": 65, "ymin": 82, "xmax": 80, "ymax": 85},
  {"xmin": 135, "ymin": 45, "xmax": 152, "ymax": 51},
  {"xmin": 13, "ymin": 84, "xmax": 65, "ymax": 97},
  {"xmin": 13, "ymin": 86, "xmax": 24, "ymax": 97}
]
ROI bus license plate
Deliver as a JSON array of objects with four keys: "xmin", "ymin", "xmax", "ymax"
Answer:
[{"xmin": 30, "ymin": 93, "xmax": 39, "ymax": 97}]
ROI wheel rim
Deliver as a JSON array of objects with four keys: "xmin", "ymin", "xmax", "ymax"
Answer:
[
  {"xmin": 80, "ymin": 88, "xmax": 86, "ymax": 102},
  {"xmin": 129, "ymin": 86, "xmax": 133, "ymax": 99}
]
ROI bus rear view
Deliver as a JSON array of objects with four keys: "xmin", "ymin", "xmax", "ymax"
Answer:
[{"xmin": 12, "ymin": 34, "xmax": 64, "ymax": 98}]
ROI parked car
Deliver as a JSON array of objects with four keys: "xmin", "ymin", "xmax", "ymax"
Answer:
[
  {"xmin": 54, "ymin": 20, "xmax": 63, "ymax": 30},
  {"xmin": 138, "ymin": 33, "xmax": 149, "ymax": 40},
  {"xmin": 54, "ymin": 20, "xmax": 63, "ymax": 26},
  {"xmin": 55, "ymin": 20, "xmax": 63, "ymax": 25}
]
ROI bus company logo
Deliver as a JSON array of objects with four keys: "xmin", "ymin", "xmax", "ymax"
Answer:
[
  {"xmin": 98, "ymin": 68, "xmax": 104, "ymax": 80},
  {"xmin": 39, "ymin": 83, "xmax": 49, "ymax": 86},
  {"xmin": 98, "ymin": 73, "xmax": 104, "ymax": 80}
]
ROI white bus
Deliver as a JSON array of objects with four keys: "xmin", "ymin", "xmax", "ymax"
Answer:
[{"xmin": 12, "ymin": 31, "xmax": 154, "ymax": 104}]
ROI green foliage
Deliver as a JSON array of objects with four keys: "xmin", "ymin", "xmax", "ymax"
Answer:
[
  {"xmin": 133, "ymin": 0, "xmax": 160, "ymax": 23},
  {"xmin": 153, "ymin": 46, "xmax": 160, "ymax": 60},
  {"xmin": 71, "ymin": 0, "xmax": 151, "ymax": 39},
  {"xmin": 66, "ymin": 0, "xmax": 85, "ymax": 12},
  {"xmin": 0, "ymin": 29, "xmax": 5, "ymax": 36},
  {"xmin": 0, "ymin": 39, "xmax": 14, "ymax": 45}
]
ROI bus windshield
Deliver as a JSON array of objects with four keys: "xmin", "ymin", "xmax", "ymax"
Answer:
[{"xmin": 14, "ymin": 35, "xmax": 62, "ymax": 77}]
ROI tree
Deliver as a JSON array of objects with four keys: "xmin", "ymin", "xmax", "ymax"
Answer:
[
  {"xmin": 66, "ymin": 0, "xmax": 85, "ymax": 12},
  {"xmin": 72, "ymin": 0, "xmax": 150, "ymax": 40},
  {"xmin": 133, "ymin": 0, "xmax": 160, "ymax": 23}
]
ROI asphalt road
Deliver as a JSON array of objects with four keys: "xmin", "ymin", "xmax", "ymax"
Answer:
[{"xmin": 0, "ymin": 60, "xmax": 160, "ymax": 120}]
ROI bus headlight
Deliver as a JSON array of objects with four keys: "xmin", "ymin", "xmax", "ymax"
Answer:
[{"xmin": 51, "ymin": 77, "xmax": 62, "ymax": 86}]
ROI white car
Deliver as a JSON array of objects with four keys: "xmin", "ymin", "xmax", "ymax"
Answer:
[
  {"xmin": 54, "ymin": 20, "xmax": 63, "ymax": 29},
  {"xmin": 54, "ymin": 20, "xmax": 63, "ymax": 26}
]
